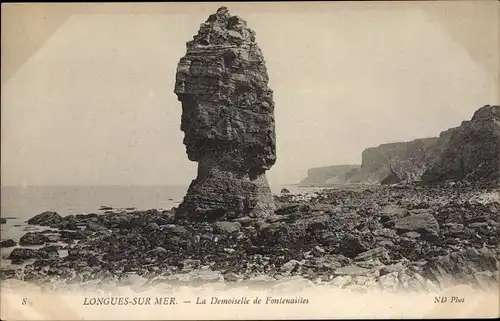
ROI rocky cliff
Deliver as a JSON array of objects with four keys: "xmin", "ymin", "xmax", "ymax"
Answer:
[
  {"xmin": 345, "ymin": 135, "xmax": 452, "ymax": 185},
  {"xmin": 300, "ymin": 165, "xmax": 360, "ymax": 185},
  {"xmin": 174, "ymin": 7, "xmax": 276, "ymax": 221},
  {"xmin": 301, "ymin": 105, "xmax": 500, "ymax": 186},
  {"xmin": 422, "ymin": 105, "xmax": 500, "ymax": 185}
]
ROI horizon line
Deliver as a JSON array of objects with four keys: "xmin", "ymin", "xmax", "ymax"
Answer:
[{"xmin": 0, "ymin": 183, "xmax": 298, "ymax": 188}]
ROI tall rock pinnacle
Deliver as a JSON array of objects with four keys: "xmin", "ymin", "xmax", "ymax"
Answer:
[{"xmin": 174, "ymin": 7, "xmax": 276, "ymax": 221}]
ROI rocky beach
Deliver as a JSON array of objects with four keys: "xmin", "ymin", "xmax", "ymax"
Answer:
[
  {"xmin": 1, "ymin": 6, "xmax": 499, "ymax": 299},
  {"xmin": 1, "ymin": 181, "xmax": 499, "ymax": 293}
]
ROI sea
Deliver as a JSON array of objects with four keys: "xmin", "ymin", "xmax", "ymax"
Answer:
[{"xmin": 0, "ymin": 184, "xmax": 320, "ymax": 263}]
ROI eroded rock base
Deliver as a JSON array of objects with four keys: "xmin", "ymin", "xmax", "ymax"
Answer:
[{"xmin": 176, "ymin": 166, "xmax": 274, "ymax": 221}]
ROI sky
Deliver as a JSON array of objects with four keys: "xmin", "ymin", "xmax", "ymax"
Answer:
[{"xmin": 1, "ymin": 2, "xmax": 499, "ymax": 186}]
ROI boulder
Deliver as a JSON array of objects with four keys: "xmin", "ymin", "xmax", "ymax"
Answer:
[
  {"xmin": 86, "ymin": 221, "xmax": 107, "ymax": 232},
  {"xmin": 423, "ymin": 247, "xmax": 499, "ymax": 287},
  {"xmin": 59, "ymin": 230, "xmax": 88, "ymax": 241},
  {"xmin": 379, "ymin": 205, "xmax": 409, "ymax": 223},
  {"xmin": 8, "ymin": 248, "xmax": 40, "ymax": 261},
  {"xmin": 19, "ymin": 232, "xmax": 47, "ymax": 246},
  {"xmin": 379, "ymin": 262, "xmax": 406, "ymax": 276},
  {"xmin": 334, "ymin": 265, "xmax": 370, "ymax": 276},
  {"xmin": 275, "ymin": 204, "xmax": 310, "ymax": 216},
  {"xmin": 38, "ymin": 245, "xmax": 60, "ymax": 259},
  {"xmin": 280, "ymin": 260, "xmax": 302, "ymax": 273},
  {"xmin": 213, "ymin": 221, "xmax": 242, "ymax": 234},
  {"xmin": 403, "ymin": 231, "xmax": 421, "ymax": 239},
  {"xmin": 338, "ymin": 234, "xmax": 368, "ymax": 258},
  {"xmin": 393, "ymin": 213, "xmax": 439, "ymax": 236},
  {"xmin": 0, "ymin": 239, "xmax": 17, "ymax": 248},
  {"xmin": 146, "ymin": 222, "xmax": 160, "ymax": 231},
  {"xmin": 27, "ymin": 211, "xmax": 62, "ymax": 226},
  {"xmin": 45, "ymin": 234, "xmax": 60, "ymax": 242},
  {"xmin": 354, "ymin": 247, "xmax": 390, "ymax": 262}
]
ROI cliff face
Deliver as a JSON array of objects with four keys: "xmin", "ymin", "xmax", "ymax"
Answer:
[
  {"xmin": 301, "ymin": 105, "xmax": 499, "ymax": 186},
  {"xmin": 422, "ymin": 105, "xmax": 500, "ymax": 185},
  {"xmin": 174, "ymin": 7, "xmax": 276, "ymax": 221},
  {"xmin": 300, "ymin": 165, "xmax": 360, "ymax": 185},
  {"xmin": 346, "ymin": 136, "xmax": 452, "ymax": 185}
]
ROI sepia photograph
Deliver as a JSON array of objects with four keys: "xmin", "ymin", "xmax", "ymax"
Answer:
[{"xmin": 1, "ymin": 1, "xmax": 499, "ymax": 319}]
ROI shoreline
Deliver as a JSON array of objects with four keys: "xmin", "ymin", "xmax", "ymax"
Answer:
[{"xmin": 1, "ymin": 183, "xmax": 499, "ymax": 293}]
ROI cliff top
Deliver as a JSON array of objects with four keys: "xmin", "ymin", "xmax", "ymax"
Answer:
[
  {"xmin": 471, "ymin": 104, "xmax": 500, "ymax": 121},
  {"xmin": 188, "ymin": 7, "xmax": 256, "ymax": 48}
]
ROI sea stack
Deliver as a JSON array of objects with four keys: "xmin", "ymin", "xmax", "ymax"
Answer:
[{"xmin": 174, "ymin": 7, "xmax": 276, "ymax": 221}]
